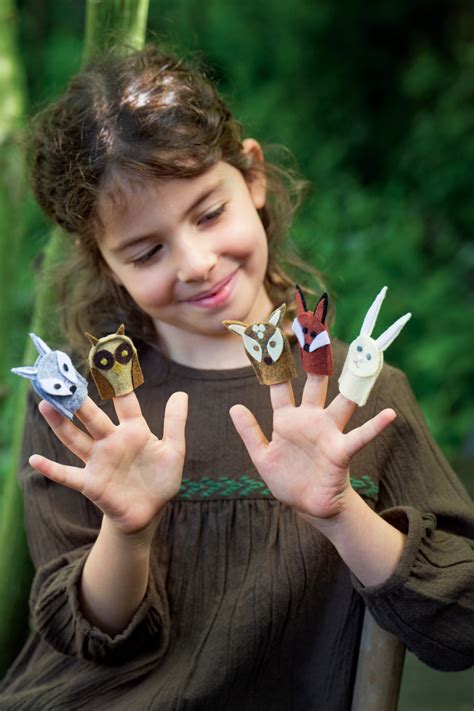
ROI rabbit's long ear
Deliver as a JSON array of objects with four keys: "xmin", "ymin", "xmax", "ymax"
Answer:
[
  {"xmin": 29, "ymin": 332, "xmax": 51, "ymax": 356},
  {"xmin": 376, "ymin": 313, "xmax": 412, "ymax": 352},
  {"xmin": 360, "ymin": 286, "xmax": 388, "ymax": 336}
]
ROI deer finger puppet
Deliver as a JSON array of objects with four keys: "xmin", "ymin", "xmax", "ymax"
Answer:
[
  {"xmin": 11, "ymin": 333, "xmax": 88, "ymax": 419},
  {"xmin": 291, "ymin": 286, "xmax": 333, "ymax": 376},
  {"xmin": 86, "ymin": 325, "xmax": 144, "ymax": 400},
  {"xmin": 223, "ymin": 304, "xmax": 297, "ymax": 385},
  {"xmin": 339, "ymin": 286, "xmax": 411, "ymax": 406}
]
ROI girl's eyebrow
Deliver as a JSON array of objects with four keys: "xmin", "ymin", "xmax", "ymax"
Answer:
[{"xmin": 111, "ymin": 178, "xmax": 224, "ymax": 254}]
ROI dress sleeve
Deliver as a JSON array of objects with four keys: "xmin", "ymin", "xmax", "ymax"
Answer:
[
  {"xmin": 19, "ymin": 391, "xmax": 170, "ymax": 666},
  {"xmin": 350, "ymin": 366, "xmax": 474, "ymax": 671}
]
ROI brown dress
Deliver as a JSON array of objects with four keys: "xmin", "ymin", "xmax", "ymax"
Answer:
[{"xmin": 0, "ymin": 340, "xmax": 473, "ymax": 710}]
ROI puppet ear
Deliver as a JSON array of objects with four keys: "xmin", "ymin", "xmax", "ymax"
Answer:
[
  {"xmin": 295, "ymin": 285, "xmax": 307, "ymax": 314},
  {"xmin": 116, "ymin": 324, "xmax": 126, "ymax": 335},
  {"xmin": 85, "ymin": 332, "xmax": 98, "ymax": 346},
  {"xmin": 314, "ymin": 292, "xmax": 329, "ymax": 324},
  {"xmin": 268, "ymin": 303, "xmax": 286, "ymax": 327},
  {"xmin": 132, "ymin": 353, "xmax": 144, "ymax": 389},
  {"xmin": 29, "ymin": 333, "xmax": 51, "ymax": 356},
  {"xmin": 11, "ymin": 366, "xmax": 37, "ymax": 380},
  {"xmin": 360, "ymin": 286, "xmax": 388, "ymax": 336},
  {"xmin": 376, "ymin": 313, "xmax": 412, "ymax": 352},
  {"xmin": 223, "ymin": 321, "xmax": 248, "ymax": 337}
]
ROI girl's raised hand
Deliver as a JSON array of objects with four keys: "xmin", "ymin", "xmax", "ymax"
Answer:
[
  {"xmin": 230, "ymin": 374, "xmax": 395, "ymax": 520},
  {"xmin": 29, "ymin": 391, "xmax": 188, "ymax": 536}
]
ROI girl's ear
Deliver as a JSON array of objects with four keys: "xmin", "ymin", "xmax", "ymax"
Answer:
[{"xmin": 242, "ymin": 138, "xmax": 267, "ymax": 209}]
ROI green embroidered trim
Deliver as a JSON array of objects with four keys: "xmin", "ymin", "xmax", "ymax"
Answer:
[
  {"xmin": 177, "ymin": 475, "xmax": 378, "ymax": 499},
  {"xmin": 179, "ymin": 476, "xmax": 272, "ymax": 499},
  {"xmin": 350, "ymin": 475, "xmax": 379, "ymax": 497}
]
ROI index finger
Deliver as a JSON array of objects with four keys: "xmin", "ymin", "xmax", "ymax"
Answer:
[{"xmin": 301, "ymin": 373, "xmax": 328, "ymax": 408}]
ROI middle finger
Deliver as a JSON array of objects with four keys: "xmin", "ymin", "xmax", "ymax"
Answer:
[{"xmin": 301, "ymin": 373, "xmax": 328, "ymax": 408}]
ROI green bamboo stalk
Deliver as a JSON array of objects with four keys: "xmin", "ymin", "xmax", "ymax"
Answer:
[
  {"xmin": 0, "ymin": 0, "xmax": 28, "ymax": 393},
  {"xmin": 0, "ymin": 0, "xmax": 150, "ymax": 677}
]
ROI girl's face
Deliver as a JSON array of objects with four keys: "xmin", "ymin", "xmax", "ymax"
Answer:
[{"xmin": 98, "ymin": 141, "xmax": 273, "ymax": 348}]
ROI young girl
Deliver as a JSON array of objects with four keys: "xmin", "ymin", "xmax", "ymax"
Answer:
[{"xmin": 1, "ymin": 46, "xmax": 473, "ymax": 710}]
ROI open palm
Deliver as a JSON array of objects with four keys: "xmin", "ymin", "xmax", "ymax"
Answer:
[
  {"xmin": 30, "ymin": 391, "xmax": 188, "ymax": 535},
  {"xmin": 230, "ymin": 374, "xmax": 395, "ymax": 519}
]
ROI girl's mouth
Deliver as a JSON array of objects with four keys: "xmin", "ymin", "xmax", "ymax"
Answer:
[{"xmin": 185, "ymin": 270, "xmax": 238, "ymax": 308}]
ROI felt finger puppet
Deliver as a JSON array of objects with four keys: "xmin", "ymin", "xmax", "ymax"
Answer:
[
  {"xmin": 339, "ymin": 286, "xmax": 411, "ymax": 406},
  {"xmin": 291, "ymin": 285, "xmax": 333, "ymax": 376},
  {"xmin": 223, "ymin": 304, "xmax": 297, "ymax": 385},
  {"xmin": 11, "ymin": 333, "xmax": 88, "ymax": 419},
  {"xmin": 86, "ymin": 325, "xmax": 144, "ymax": 400}
]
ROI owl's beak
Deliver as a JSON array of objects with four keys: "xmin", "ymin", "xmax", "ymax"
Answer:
[{"xmin": 111, "ymin": 362, "xmax": 126, "ymax": 376}]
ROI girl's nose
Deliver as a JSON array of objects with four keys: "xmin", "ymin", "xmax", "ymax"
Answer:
[{"xmin": 175, "ymin": 240, "xmax": 218, "ymax": 283}]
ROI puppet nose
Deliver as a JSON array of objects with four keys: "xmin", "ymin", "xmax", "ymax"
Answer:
[
  {"xmin": 69, "ymin": 385, "xmax": 77, "ymax": 394},
  {"xmin": 264, "ymin": 356, "xmax": 273, "ymax": 365},
  {"xmin": 303, "ymin": 343, "xmax": 310, "ymax": 352}
]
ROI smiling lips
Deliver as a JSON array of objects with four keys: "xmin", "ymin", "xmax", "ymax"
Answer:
[{"xmin": 184, "ymin": 269, "xmax": 238, "ymax": 307}]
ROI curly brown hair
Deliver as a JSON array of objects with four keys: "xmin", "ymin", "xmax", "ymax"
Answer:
[{"xmin": 30, "ymin": 45, "xmax": 325, "ymax": 358}]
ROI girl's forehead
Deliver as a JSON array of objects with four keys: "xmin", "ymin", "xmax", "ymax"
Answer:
[{"xmin": 97, "ymin": 161, "xmax": 235, "ymax": 240}]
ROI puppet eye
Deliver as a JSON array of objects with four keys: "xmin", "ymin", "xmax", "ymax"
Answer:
[
  {"xmin": 243, "ymin": 335, "xmax": 263, "ymax": 362},
  {"xmin": 357, "ymin": 345, "xmax": 363, "ymax": 352},
  {"xmin": 366, "ymin": 353, "xmax": 372, "ymax": 360},
  {"xmin": 310, "ymin": 330, "xmax": 317, "ymax": 338},
  {"xmin": 115, "ymin": 342, "xmax": 133, "ymax": 364},
  {"xmin": 267, "ymin": 329, "xmax": 284, "ymax": 362},
  {"xmin": 303, "ymin": 327, "xmax": 308, "ymax": 334},
  {"xmin": 93, "ymin": 349, "xmax": 114, "ymax": 370},
  {"xmin": 56, "ymin": 351, "xmax": 78, "ymax": 384}
]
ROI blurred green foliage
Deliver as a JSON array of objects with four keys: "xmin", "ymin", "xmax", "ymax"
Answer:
[{"xmin": 2, "ymin": 0, "xmax": 473, "ymax": 481}]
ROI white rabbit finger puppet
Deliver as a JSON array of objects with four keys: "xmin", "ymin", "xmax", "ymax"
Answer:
[
  {"xmin": 11, "ymin": 333, "xmax": 88, "ymax": 419},
  {"xmin": 223, "ymin": 303, "xmax": 297, "ymax": 385},
  {"xmin": 339, "ymin": 286, "xmax": 411, "ymax": 406}
]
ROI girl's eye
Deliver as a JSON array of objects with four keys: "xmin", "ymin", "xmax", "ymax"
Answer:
[
  {"xmin": 198, "ymin": 204, "xmax": 226, "ymax": 226},
  {"xmin": 132, "ymin": 244, "xmax": 163, "ymax": 267}
]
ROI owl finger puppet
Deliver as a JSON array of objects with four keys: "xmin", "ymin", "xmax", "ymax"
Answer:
[
  {"xmin": 339, "ymin": 286, "xmax": 411, "ymax": 406},
  {"xmin": 86, "ymin": 325, "xmax": 144, "ymax": 400},
  {"xmin": 291, "ymin": 285, "xmax": 333, "ymax": 376},
  {"xmin": 223, "ymin": 303, "xmax": 297, "ymax": 385},
  {"xmin": 11, "ymin": 333, "xmax": 88, "ymax": 419}
]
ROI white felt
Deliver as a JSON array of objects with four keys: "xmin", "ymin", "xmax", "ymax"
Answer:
[
  {"xmin": 360, "ymin": 286, "xmax": 387, "ymax": 337},
  {"xmin": 376, "ymin": 312, "xmax": 412, "ymax": 351},
  {"xmin": 291, "ymin": 318, "xmax": 305, "ymax": 348},
  {"xmin": 309, "ymin": 330, "xmax": 331, "ymax": 352}
]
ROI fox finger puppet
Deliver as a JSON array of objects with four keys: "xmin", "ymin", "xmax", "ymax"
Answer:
[
  {"xmin": 86, "ymin": 325, "xmax": 144, "ymax": 400},
  {"xmin": 11, "ymin": 333, "xmax": 88, "ymax": 419},
  {"xmin": 339, "ymin": 286, "xmax": 411, "ymax": 406},
  {"xmin": 291, "ymin": 286, "xmax": 333, "ymax": 376},
  {"xmin": 223, "ymin": 303, "xmax": 297, "ymax": 385}
]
